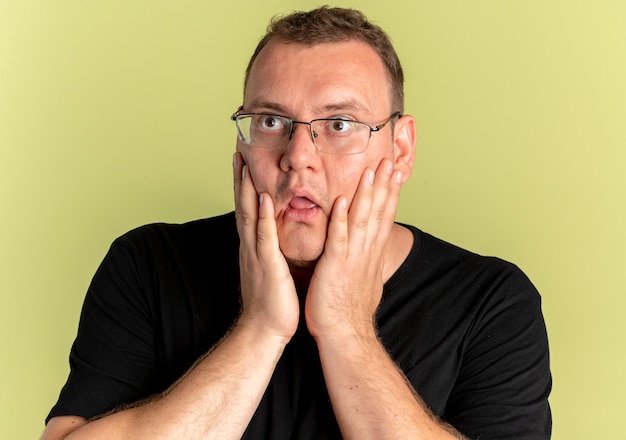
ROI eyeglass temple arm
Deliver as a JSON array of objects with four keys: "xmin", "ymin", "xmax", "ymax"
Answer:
[
  {"xmin": 372, "ymin": 112, "xmax": 402, "ymax": 131},
  {"xmin": 230, "ymin": 105, "xmax": 245, "ymax": 120}
]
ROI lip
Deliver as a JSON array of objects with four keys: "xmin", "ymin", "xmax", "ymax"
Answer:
[
  {"xmin": 282, "ymin": 189, "xmax": 322, "ymax": 222},
  {"xmin": 288, "ymin": 196, "xmax": 317, "ymax": 210}
]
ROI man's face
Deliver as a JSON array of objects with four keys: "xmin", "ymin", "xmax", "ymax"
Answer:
[{"xmin": 238, "ymin": 39, "xmax": 406, "ymax": 266}]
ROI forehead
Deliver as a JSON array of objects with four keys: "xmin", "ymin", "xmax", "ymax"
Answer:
[{"xmin": 244, "ymin": 39, "xmax": 391, "ymax": 117}]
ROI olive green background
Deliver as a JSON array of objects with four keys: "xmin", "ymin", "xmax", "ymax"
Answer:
[{"xmin": 1, "ymin": 1, "xmax": 624, "ymax": 438}]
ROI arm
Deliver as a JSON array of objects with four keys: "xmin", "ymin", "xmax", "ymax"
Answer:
[
  {"xmin": 316, "ymin": 331, "xmax": 467, "ymax": 440},
  {"xmin": 42, "ymin": 324, "xmax": 289, "ymax": 440},
  {"xmin": 41, "ymin": 154, "xmax": 299, "ymax": 440},
  {"xmin": 306, "ymin": 159, "xmax": 468, "ymax": 439}
]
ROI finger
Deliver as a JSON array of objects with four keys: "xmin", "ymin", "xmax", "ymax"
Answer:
[
  {"xmin": 233, "ymin": 152, "xmax": 244, "ymax": 236},
  {"xmin": 381, "ymin": 169, "xmax": 403, "ymax": 225},
  {"xmin": 346, "ymin": 167, "xmax": 375, "ymax": 248},
  {"xmin": 256, "ymin": 193, "xmax": 282, "ymax": 264},
  {"xmin": 373, "ymin": 166, "xmax": 404, "ymax": 249},
  {"xmin": 324, "ymin": 196, "xmax": 349, "ymax": 259},
  {"xmin": 237, "ymin": 163, "xmax": 260, "ymax": 252},
  {"xmin": 368, "ymin": 159, "xmax": 396, "ymax": 237}
]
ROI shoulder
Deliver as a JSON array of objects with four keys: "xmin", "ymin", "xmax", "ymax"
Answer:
[
  {"xmin": 407, "ymin": 227, "xmax": 547, "ymax": 348},
  {"xmin": 93, "ymin": 212, "xmax": 239, "ymax": 288},
  {"xmin": 394, "ymin": 224, "xmax": 537, "ymax": 297},
  {"xmin": 115, "ymin": 211, "xmax": 237, "ymax": 248},
  {"xmin": 387, "ymin": 224, "xmax": 544, "ymax": 336},
  {"xmin": 386, "ymin": 226, "xmax": 551, "ymax": 438},
  {"xmin": 108, "ymin": 212, "xmax": 238, "ymax": 260}
]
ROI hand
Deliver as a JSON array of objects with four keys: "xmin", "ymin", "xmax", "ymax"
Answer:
[
  {"xmin": 305, "ymin": 159, "xmax": 404, "ymax": 340},
  {"xmin": 233, "ymin": 153, "xmax": 300, "ymax": 341}
]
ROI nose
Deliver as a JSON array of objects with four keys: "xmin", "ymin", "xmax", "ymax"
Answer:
[
  {"xmin": 289, "ymin": 121, "xmax": 316, "ymax": 143},
  {"xmin": 280, "ymin": 122, "xmax": 319, "ymax": 172}
]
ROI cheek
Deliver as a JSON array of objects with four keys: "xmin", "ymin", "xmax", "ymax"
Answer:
[
  {"xmin": 325, "ymin": 149, "xmax": 391, "ymax": 204},
  {"xmin": 242, "ymin": 149, "xmax": 280, "ymax": 192},
  {"xmin": 325, "ymin": 160, "xmax": 365, "ymax": 203},
  {"xmin": 237, "ymin": 146, "xmax": 253, "ymax": 167}
]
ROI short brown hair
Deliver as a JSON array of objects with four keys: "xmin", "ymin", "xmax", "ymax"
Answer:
[{"xmin": 244, "ymin": 6, "xmax": 405, "ymax": 114}]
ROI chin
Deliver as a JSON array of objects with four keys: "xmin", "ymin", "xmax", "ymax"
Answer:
[
  {"xmin": 277, "ymin": 222, "xmax": 326, "ymax": 266},
  {"xmin": 279, "ymin": 234, "xmax": 325, "ymax": 267},
  {"xmin": 281, "ymin": 245, "xmax": 323, "ymax": 267}
]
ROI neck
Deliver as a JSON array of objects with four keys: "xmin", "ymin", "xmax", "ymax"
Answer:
[
  {"xmin": 285, "ymin": 224, "xmax": 414, "ymax": 295},
  {"xmin": 288, "ymin": 262, "xmax": 315, "ymax": 297}
]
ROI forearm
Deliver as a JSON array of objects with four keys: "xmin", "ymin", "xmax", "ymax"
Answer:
[
  {"xmin": 317, "ymin": 331, "xmax": 468, "ymax": 440},
  {"xmin": 63, "ymin": 323, "xmax": 287, "ymax": 440}
]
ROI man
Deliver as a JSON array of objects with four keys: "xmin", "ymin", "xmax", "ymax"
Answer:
[{"xmin": 42, "ymin": 6, "xmax": 551, "ymax": 440}]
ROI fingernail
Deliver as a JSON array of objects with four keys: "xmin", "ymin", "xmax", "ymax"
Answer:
[
  {"xmin": 396, "ymin": 171, "xmax": 403, "ymax": 183},
  {"xmin": 233, "ymin": 153, "xmax": 239, "ymax": 168},
  {"xmin": 242, "ymin": 165, "xmax": 248, "ymax": 180},
  {"xmin": 341, "ymin": 197, "xmax": 347, "ymax": 210},
  {"xmin": 386, "ymin": 161, "xmax": 393, "ymax": 175},
  {"xmin": 368, "ymin": 169, "xmax": 374, "ymax": 184},
  {"xmin": 259, "ymin": 193, "xmax": 264, "ymax": 205}
]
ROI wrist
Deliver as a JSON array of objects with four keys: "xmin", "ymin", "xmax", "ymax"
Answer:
[
  {"xmin": 235, "ymin": 311, "xmax": 297, "ymax": 347},
  {"xmin": 310, "ymin": 320, "xmax": 379, "ymax": 350}
]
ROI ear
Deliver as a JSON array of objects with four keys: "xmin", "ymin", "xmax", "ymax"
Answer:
[{"xmin": 392, "ymin": 114, "xmax": 417, "ymax": 183}]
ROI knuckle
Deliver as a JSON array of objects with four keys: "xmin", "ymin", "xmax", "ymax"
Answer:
[
  {"xmin": 354, "ymin": 217, "xmax": 369, "ymax": 230},
  {"xmin": 239, "ymin": 211, "xmax": 255, "ymax": 227},
  {"xmin": 256, "ymin": 228, "xmax": 270, "ymax": 242},
  {"xmin": 372, "ymin": 206, "xmax": 385, "ymax": 222}
]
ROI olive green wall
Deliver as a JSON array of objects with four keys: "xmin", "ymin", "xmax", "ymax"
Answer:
[{"xmin": 1, "ymin": 1, "xmax": 624, "ymax": 438}]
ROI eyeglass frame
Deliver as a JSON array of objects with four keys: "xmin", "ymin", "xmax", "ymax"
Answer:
[{"xmin": 230, "ymin": 106, "xmax": 402, "ymax": 155}]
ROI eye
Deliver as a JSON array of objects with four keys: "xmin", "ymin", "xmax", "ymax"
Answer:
[
  {"xmin": 257, "ymin": 115, "xmax": 287, "ymax": 131},
  {"xmin": 327, "ymin": 119, "xmax": 355, "ymax": 134}
]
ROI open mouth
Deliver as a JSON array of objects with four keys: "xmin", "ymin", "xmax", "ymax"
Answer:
[
  {"xmin": 289, "ymin": 196, "xmax": 317, "ymax": 210},
  {"xmin": 284, "ymin": 196, "xmax": 319, "ymax": 221}
]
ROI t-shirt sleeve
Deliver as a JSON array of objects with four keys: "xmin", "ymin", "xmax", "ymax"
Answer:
[
  {"xmin": 445, "ymin": 263, "xmax": 552, "ymax": 439},
  {"xmin": 47, "ymin": 234, "xmax": 163, "ymax": 422}
]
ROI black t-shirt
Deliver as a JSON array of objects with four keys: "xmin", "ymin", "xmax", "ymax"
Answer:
[{"xmin": 48, "ymin": 212, "xmax": 552, "ymax": 439}]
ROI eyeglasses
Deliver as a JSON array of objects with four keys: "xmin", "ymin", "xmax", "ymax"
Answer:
[{"xmin": 231, "ymin": 107, "xmax": 401, "ymax": 155}]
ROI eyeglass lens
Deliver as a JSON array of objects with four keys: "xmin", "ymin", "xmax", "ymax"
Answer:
[{"xmin": 236, "ymin": 115, "xmax": 371, "ymax": 154}]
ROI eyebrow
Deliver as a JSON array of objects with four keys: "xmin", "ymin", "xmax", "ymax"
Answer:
[
  {"xmin": 315, "ymin": 101, "xmax": 370, "ymax": 115},
  {"xmin": 244, "ymin": 99, "xmax": 371, "ymax": 117},
  {"xmin": 245, "ymin": 100, "xmax": 289, "ymax": 114}
]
